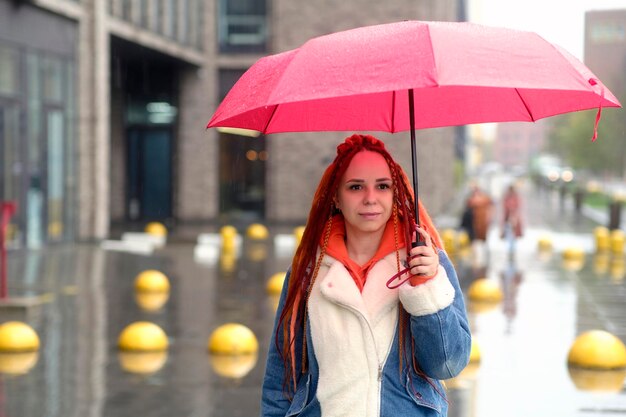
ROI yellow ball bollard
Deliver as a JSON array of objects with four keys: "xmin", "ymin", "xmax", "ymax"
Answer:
[
  {"xmin": 220, "ymin": 225, "xmax": 238, "ymax": 252},
  {"xmin": 611, "ymin": 257, "xmax": 625, "ymax": 282},
  {"xmin": 594, "ymin": 227, "xmax": 610, "ymax": 252},
  {"xmin": 209, "ymin": 352, "xmax": 258, "ymax": 379},
  {"xmin": 220, "ymin": 251, "xmax": 237, "ymax": 274},
  {"xmin": 118, "ymin": 351, "xmax": 168, "ymax": 375},
  {"xmin": 135, "ymin": 292, "xmax": 170, "ymax": 312},
  {"xmin": 208, "ymin": 323, "xmax": 258, "ymax": 355},
  {"xmin": 145, "ymin": 222, "xmax": 167, "ymax": 237},
  {"xmin": 537, "ymin": 235, "xmax": 553, "ymax": 252},
  {"xmin": 294, "ymin": 226, "xmax": 306, "ymax": 247},
  {"xmin": 468, "ymin": 278, "xmax": 503, "ymax": 303},
  {"xmin": 562, "ymin": 247, "xmax": 586, "ymax": 271},
  {"xmin": 445, "ymin": 338, "xmax": 480, "ymax": 387},
  {"xmin": 0, "ymin": 322, "xmax": 40, "ymax": 352},
  {"xmin": 0, "ymin": 352, "xmax": 39, "ymax": 375},
  {"xmin": 246, "ymin": 242, "xmax": 268, "ymax": 262},
  {"xmin": 469, "ymin": 339, "xmax": 481, "ymax": 363},
  {"xmin": 562, "ymin": 246, "xmax": 585, "ymax": 261},
  {"xmin": 221, "ymin": 225, "xmax": 237, "ymax": 237},
  {"xmin": 568, "ymin": 330, "xmax": 626, "ymax": 369},
  {"xmin": 568, "ymin": 367, "xmax": 626, "ymax": 393},
  {"xmin": 134, "ymin": 270, "xmax": 170, "ymax": 293},
  {"xmin": 456, "ymin": 230, "xmax": 470, "ymax": 249},
  {"xmin": 442, "ymin": 229, "xmax": 457, "ymax": 254},
  {"xmin": 118, "ymin": 322, "xmax": 169, "ymax": 352},
  {"xmin": 593, "ymin": 252, "xmax": 610, "ymax": 276},
  {"xmin": 610, "ymin": 229, "xmax": 625, "ymax": 254},
  {"xmin": 247, "ymin": 223, "xmax": 269, "ymax": 240},
  {"xmin": 266, "ymin": 272, "xmax": 286, "ymax": 295}
]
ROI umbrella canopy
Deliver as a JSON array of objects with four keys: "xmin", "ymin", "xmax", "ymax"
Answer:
[
  {"xmin": 207, "ymin": 20, "xmax": 621, "ymax": 230},
  {"xmin": 208, "ymin": 20, "xmax": 620, "ymax": 133}
]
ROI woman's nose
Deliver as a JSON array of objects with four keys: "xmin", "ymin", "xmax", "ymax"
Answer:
[{"xmin": 364, "ymin": 189, "xmax": 376, "ymax": 204}]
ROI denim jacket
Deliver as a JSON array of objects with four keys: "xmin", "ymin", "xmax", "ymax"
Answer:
[{"xmin": 261, "ymin": 249, "xmax": 471, "ymax": 417}]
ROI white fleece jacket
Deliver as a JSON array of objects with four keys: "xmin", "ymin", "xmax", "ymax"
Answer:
[{"xmin": 307, "ymin": 250, "xmax": 455, "ymax": 417}]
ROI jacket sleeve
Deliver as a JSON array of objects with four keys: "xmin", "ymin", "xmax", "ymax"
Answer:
[
  {"xmin": 397, "ymin": 250, "xmax": 472, "ymax": 380},
  {"xmin": 260, "ymin": 268, "xmax": 297, "ymax": 417}
]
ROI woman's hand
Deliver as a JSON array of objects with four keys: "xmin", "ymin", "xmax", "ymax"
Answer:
[{"xmin": 408, "ymin": 226, "xmax": 439, "ymax": 278}]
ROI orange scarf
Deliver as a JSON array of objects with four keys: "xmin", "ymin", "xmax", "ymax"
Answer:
[{"xmin": 323, "ymin": 215, "xmax": 405, "ymax": 292}]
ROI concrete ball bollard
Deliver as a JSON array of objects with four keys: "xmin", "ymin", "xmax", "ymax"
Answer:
[
  {"xmin": 468, "ymin": 278, "xmax": 503, "ymax": 303},
  {"xmin": 208, "ymin": 323, "xmax": 258, "ymax": 355},
  {"xmin": 118, "ymin": 322, "xmax": 169, "ymax": 352},
  {"xmin": 266, "ymin": 272, "xmax": 286, "ymax": 295},
  {"xmin": 0, "ymin": 322, "xmax": 40, "ymax": 352},
  {"xmin": 145, "ymin": 222, "xmax": 167, "ymax": 237},
  {"xmin": 568, "ymin": 330, "xmax": 626, "ymax": 369},
  {"xmin": 134, "ymin": 270, "xmax": 170, "ymax": 293},
  {"xmin": 246, "ymin": 224, "xmax": 269, "ymax": 240}
]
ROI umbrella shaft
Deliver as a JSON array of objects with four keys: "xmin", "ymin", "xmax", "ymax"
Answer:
[{"xmin": 408, "ymin": 89, "xmax": 420, "ymax": 227}]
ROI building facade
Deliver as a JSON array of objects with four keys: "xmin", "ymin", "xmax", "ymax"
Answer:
[
  {"xmin": 585, "ymin": 9, "xmax": 626, "ymax": 107},
  {"xmin": 0, "ymin": 0, "xmax": 465, "ymax": 245}
]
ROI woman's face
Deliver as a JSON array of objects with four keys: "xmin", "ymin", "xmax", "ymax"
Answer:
[{"xmin": 336, "ymin": 151, "xmax": 394, "ymax": 236}]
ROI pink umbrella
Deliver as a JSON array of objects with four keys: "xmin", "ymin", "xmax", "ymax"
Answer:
[{"xmin": 207, "ymin": 20, "xmax": 621, "ymax": 229}]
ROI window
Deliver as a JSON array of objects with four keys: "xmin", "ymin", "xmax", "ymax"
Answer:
[
  {"xmin": 218, "ymin": 0, "xmax": 268, "ymax": 53},
  {"xmin": 42, "ymin": 56, "xmax": 63, "ymax": 103},
  {"xmin": 0, "ymin": 45, "xmax": 19, "ymax": 96}
]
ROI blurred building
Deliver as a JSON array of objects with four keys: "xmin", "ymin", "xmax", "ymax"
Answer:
[
  {"xmin": 0, "ymin": 0, "xmax": 465, "ymax": 245},
  {"xmin": 492, "ymin": 119, "xmax": 549, "ymax": 170},
  {"xmin": 584, "ymin": 9, "xmax": 626, "ymax": 104}
]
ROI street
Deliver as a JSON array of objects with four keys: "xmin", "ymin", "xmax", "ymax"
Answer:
[{"xmin": 2, "ymin": 179, "xmax": 625, "ymax": 417}]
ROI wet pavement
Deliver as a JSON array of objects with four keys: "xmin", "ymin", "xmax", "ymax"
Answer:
[{"xmin": 2, "ymin": 179, "xmax": 626, "ymax": 417}]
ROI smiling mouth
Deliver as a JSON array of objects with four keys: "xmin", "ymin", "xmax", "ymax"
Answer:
[{"xmin": 360, "ymin": 213, "xmax": 381, "ymax": 218}]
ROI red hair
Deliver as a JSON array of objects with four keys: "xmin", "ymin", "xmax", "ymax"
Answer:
[{"xmin": 276, "ymin": 134, "xmax": 443, "ymax": 395}]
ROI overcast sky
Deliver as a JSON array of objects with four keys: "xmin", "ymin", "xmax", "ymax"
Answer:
[{"xmin": 469, "ymin": 0, "xmax": 625, "ymax": 60}]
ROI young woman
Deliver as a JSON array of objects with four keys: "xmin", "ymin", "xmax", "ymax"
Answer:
[{"xmin": 261, "ymin": 134, "xmax": 471, "ymax": 417}]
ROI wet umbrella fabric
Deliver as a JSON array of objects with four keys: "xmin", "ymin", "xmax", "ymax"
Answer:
[{"xmin": 207, "ymin": 20, "xmax": 621, "ymax": 223}]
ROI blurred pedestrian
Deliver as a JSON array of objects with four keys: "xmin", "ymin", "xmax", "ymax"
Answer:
[
  {"xmin": 501, "ymin": 184, "xmax": 524, "ymax": 257},
  {"xmin": 465, "ymin": 184, "xmax": 493, "ymax": 265},
  {"xmin": 467, "ymin": 184, "xmax": 493, "ymax": 242},
  {"xmin": 261, "ymin": 134, "xmax": 471, "ymax": 417}
]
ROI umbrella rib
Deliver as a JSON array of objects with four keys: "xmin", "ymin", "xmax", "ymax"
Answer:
[
  {"xmin": 262, "ymin": 105, "xmax": 279, "ymax": 133},
  {"xmin": 391, "ymin": 90, "xmax": 396, "ymax": 132},
  {"xmin": 514, "ymin": 88, "xmax": 536, "ymax": 122}
]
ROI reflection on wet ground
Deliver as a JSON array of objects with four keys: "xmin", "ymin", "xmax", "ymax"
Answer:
[{"xmin": 2, "ymin": 184, "xmax": 626, "ymax": 417}]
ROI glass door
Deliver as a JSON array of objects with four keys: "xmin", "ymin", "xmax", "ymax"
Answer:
[
  {"xmin": 0, "ymin": 104, "xmax": 24, "ymax": 247},
  {"xmin": 126, "ymin": 127, "xmax": 172, "ymax": 221},
  {"xmin": 45, "ymin": 109, "xmax": 64, "ymax": 242}
]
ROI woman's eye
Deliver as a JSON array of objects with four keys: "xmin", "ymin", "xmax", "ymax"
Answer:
[
  {"xmin": 378, "ymin": 183, "xmax": 391, "ymax": 190},
  {"xmin": 349, "ymin": 184, "xmax": 362, "ymax": 190}
]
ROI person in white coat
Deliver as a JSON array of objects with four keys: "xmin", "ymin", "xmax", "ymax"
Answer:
[{"xmin": 261, "ymin": 134, "xmax": 471, "ymax": 417}]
